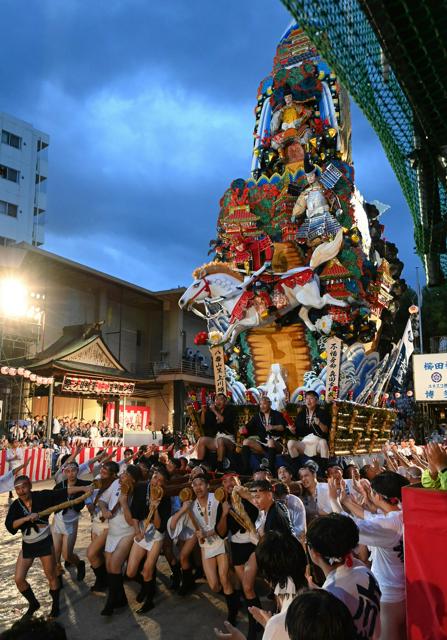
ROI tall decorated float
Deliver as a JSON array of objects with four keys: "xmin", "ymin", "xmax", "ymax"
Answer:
[{"xmin": 180, "ymin": 25, "xmax": 407, "ymax": 456}]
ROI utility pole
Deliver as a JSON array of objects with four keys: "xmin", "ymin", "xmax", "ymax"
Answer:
[{"xmin": 415, "ymin": 266, "xmax": 424, "ymax": 353}]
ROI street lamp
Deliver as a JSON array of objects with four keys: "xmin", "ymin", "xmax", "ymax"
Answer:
[{"xmin": 0, "ymin": 277, "xmax": 28, "ymax": 318}]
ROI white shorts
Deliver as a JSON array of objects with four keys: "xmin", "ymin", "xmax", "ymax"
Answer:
[
  {"xmin": 105, "ymin": 514, "xmax": 135, "ymax": 553},
  {"xmin": 215, "ymin": 432, "xmax": 235, "ymax": 444},
  {"xmin": 105, "ymin": 531, "xmax": 134, "ymax": 553},
  {"xmin": 200, "ymin": 536, "xmax": 226, "ymax": 560},
  {"xmin": 301, "ymin": 434, "xmax": 329, "ymax": 458},
  {"xmin": 52, "ymin": 512, "xmax": 79, "ymax": 537},
  {"xmin": 379, "ymin": 586, "xmax": 406, "ymax": 604},
  {"xmin": 134, "ymin": 528, "xmax": 165, "ymax": 552}
]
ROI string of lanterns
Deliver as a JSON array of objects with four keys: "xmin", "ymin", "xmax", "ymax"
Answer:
[{"xmin": 0, "ymin": 366, "xmax": 54, "ymax": 385}]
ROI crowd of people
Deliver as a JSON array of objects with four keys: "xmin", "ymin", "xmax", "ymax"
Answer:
[
  {"xmin": 1, "ymin": 391, "xmax": 446, "ymax": 640},
  {"xmin": 7, "ymin": 416, "xmax": 124, "ymax": 443}
]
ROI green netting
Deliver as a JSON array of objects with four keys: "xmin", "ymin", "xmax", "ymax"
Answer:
[{"xmin": 281, "ymin": 0, "xmax": 446, "ymax": 276}]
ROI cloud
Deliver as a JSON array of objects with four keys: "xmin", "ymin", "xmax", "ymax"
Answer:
[{"xmin": 0, "ymin": 0, "xmax": 420, "ymax": 291}]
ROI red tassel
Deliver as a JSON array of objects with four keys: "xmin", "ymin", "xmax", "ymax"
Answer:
[{"xmin": 345, "ymin": 554, "xmax": 353, "ymax": 568}]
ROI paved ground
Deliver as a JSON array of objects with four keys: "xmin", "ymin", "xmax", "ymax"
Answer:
[{"xmin": 0, "ymin": 481, "xmax": 251, "ymax": 639}]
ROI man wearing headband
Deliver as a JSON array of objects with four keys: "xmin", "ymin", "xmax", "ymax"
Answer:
[
  {"xmin": 5, "ymin": 475, "xmax": 90, "ymax": 620},
  {"xmin": 306, "ymin": 514, "xmax": 381, "ymax": 640},
  {"xmin": 216, "ymin": 473, "xmax": 259, "ymax": 633},
  {"xmin": 197, "ymin": 394, "xmax": 237, "ymax": 472},
  {"xmin": 231, "ymin": 479, "xmax": 294, "ymax": 639},
  {"xmin": 240, "ymin": 396, "xmax": 287, "ymax": 474},
  {"xmin": 52, "ymin": 461, "xmax": 91, "ymax": 582},
  {"xmin": 288, "ymin": 390, "xmax": 331, "ymax": 459}
]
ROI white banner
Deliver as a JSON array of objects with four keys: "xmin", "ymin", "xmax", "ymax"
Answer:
[
  {"xmin": 326, "ymin": 337, "xmax": 342, "ymax": 398},
  {"xmin": 413, "ymin": 353, "xmax": 447, "ymax": 402},
  {"xmin": 389, "ymin": 317, "xmax": 414, "ymax": 389}
]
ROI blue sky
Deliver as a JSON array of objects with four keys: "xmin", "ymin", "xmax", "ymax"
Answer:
[{"xmin": 1, "ymin": 0, "xmax": 421, "ymax": 290}]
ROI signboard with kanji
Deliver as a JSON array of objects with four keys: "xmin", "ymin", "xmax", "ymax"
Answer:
[
  {"xmin": 62, "ymin": 376, "xmax": 135, "ymax": 396},
  {"xmin": 413, "ymin": 354, "xmax": 447, "ymax": 402},
  {"xmin": 211, "ymin": 346, "xmax": 227, "ymax": 395},
  {"xmin": 325, "ymin": 337, "xmax": 342, "ymax": 399}
]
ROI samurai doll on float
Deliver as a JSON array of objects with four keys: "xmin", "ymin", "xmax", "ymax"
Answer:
[{"xmin": 292, "ymin": 154, "xmax": 342, "ymax": 247}]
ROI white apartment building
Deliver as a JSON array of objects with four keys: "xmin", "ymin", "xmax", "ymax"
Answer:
[{"xmin": 0, "ymin": 113, "xmax": 49, "ymax": 247}]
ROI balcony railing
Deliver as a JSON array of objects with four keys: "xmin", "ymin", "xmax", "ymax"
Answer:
[{"xmin": 131, "ymin": 359, "xmax": 213, "ymax": 379}]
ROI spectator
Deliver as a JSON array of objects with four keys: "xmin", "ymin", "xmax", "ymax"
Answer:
[{"xmin": 285, "ymin": 590, "xmax": 356, "ymax": 640}]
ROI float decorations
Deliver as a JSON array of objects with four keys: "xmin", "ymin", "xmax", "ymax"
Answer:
[{"xmin": 179, "ymin": 25, "xmax": 405, "ymax": 452}]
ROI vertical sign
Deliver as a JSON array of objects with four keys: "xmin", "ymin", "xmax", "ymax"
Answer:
[
  {"xmin": 211, "ymin": 346, "xmax": 227, "ymax": 395},
  {"xmin": 326, "ymin": 337, "xmax": 342, "ymax": 399}
]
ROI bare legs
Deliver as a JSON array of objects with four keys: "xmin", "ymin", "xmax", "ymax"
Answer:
[{"xmin": 380, "ymin": 601, "xmax": 406, "ymax": 640}]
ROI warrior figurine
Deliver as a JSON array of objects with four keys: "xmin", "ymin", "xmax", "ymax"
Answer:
[{"xmin": 292, "ymin": 154, "xmax": 341, "ymax": 247}]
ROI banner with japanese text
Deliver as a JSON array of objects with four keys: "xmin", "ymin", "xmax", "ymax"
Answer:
[
  {"xmin": 325, "ymin": 337, "xmax": 342, "ymax": 399},
  {"xmin": 211, "ymin": 346, "xmax": 227, "ymax": 395},
  {"xmin": 413, "ymin": 353, "xmax": 447, "ymax": 401}
]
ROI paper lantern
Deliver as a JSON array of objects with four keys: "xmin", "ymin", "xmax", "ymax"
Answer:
[
  {"xmin": 17, "ymin": 367, "xmax": 25, "ymax": 376},
  {"xmin": 24, "ymin": 370, "xmax": 31, "ymax": 378},
  {"xmin": 8, "ymin": 368, "xmax": 17, "ymax": 376},
  {"xmin": 30, "ymin": 374, "xmax": 37, "ymax": 382},
  {"xmin": 1, "ymin": 366, "xmax": 9, "ymax": 375}
]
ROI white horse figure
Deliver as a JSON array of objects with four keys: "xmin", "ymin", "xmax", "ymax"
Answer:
[{"xmin": 179, "ymin": 231, "xmax": 348, "ymax": 347}]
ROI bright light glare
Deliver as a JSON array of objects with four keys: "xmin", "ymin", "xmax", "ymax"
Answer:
[{"xmin": 0, "ymin": 278, "xmax": 29, "ymax": 318}]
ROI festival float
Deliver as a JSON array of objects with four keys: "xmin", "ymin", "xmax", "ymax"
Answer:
[{"xmin": 180, "ymin": 25, "xmax": 406, "ymax": 456}]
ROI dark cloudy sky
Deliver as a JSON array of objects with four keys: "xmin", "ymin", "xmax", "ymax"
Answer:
[{"xmin": 2, "ymin": 0, "xmax": 421, "ymax": 290}]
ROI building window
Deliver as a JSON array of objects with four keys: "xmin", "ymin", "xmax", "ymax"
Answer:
[
  {"xmin": 0, "ymin": 164, "xmax": 19, "ymax": 183},
  {"xmin": 1, "ymin": 129, "xmax": 22, "ymax": 149},
  {"xmin": 0, "ymin": 200, "xmax": 18, "ymax": 218}
]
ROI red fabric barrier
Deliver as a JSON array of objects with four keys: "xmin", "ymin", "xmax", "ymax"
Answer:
[
  {"xmin": 402, "ymin": 486, "xmax": 447, "ymax": 640},
  {"xmin": 0, "ymin": 448, "xmax": 52, "ymax": 481},
  {"xmin": 75, "ymin": 446, "xmax": 138, "ymax": 464},
  {"xmin": 0, "ymin": 445, "xmax": 169, "ymax": 483}
]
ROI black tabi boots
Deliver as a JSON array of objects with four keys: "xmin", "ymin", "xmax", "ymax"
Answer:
[
  {"xmin": 101, "ymin": 573, "xmax": 119, "ymax": 616},
  {"xmin": 135, "ymin": 573, "xmax": 147, "ymax": 603},
  {"xmin": 90, "ymin": 564, "xmax": 108, "ymax": 593},
  {"xmin": 20, "ymin": 586, "xmax": 40, "ymax": 618},
  {"xmin": 136, "ymin": 578, "xmax": 156, "ymax": 614},
  {"xmin": 178, "ymin": 568, "xmax": 195, "ymax": 596},
  {"xmin": 225, "ymin": 591, "xmax": 241, "ymax": 626},
  {"xmin": 49, "ymin": 588, "xmax": 61, "ymax": 618},
  {"xmin": 169, "ymin": 563, "xmax": 181, "ymax": 591},
  {"xmin": 114, "ymin": 573, "xmax": 128, "ymax": 609},
  {"xmin": 246, "ymin": 596, "xmax": 262, "ymax": 640},
  {"xmin": 76, "ymin": 559, "xmax": 86, "ymax": 581}
]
